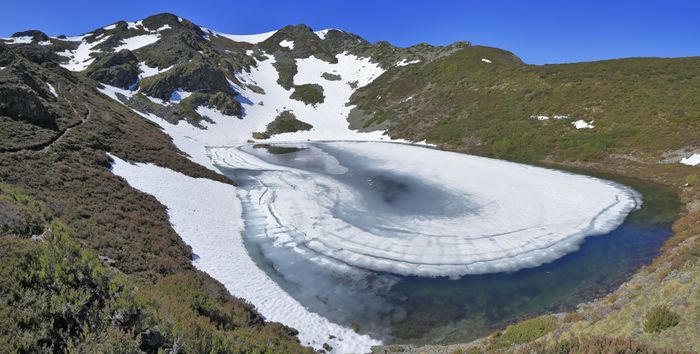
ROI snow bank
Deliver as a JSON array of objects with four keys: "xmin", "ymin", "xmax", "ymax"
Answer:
[
  {"xmin": 315, "ymin": 29, "xmax": 339, "ymax": 40},
  {"xmin": 56, "ymin": 35, "xmax": 111, "ymax": 71},
  {"xmin": 216, "ymin": 30, "xmax": 277, "ymax": 44},
  {"xmin": 169, "ymin": 88, "xmax": 193, "ymax": 103},
  {"xmin": 2, "ymin": 36, "xmax": 33, "ymax": 44},
  {"xmin": 46, "ymin": 83, "xmax": 58, "ymax": 97},
  {"xmin": 396, "ymin": 58, "xmax": 421, "ymax": 67},
  {"xmin": 126, "ymin": 20, "xmax": 143, "ymax": 30},
  {"xmin": 572, "ymin": 119, "xmax": 594, "ymax": 129},
  {"xmin": 109, "ymin": 155, "xmax": 381, "ymax": 353},
  {"xmin": 279, "ymin": 39, "xmax": 294, "ymax": 49},
  {"xmin": 210, "ymin": 141, "xmax": 641, "ymax": 277},
  {"xmin": 680, "ymin": 153, "xmax": 700, "ymax": 166},
  {"xmin": 113, "ymin": 33, "xmax": 160, "ymax": 51},
  {"xmin": 138, "ymin": 62, "xmax": 174, "ymax": 79},
  {"xmin": 530, "ymin": 115, "xmax": 570, "ymax": 121}
]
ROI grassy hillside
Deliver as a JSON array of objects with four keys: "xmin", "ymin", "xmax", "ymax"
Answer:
[
  {"xmin": 351, "ymin": 46, "xmax": 700, "ymax": 162},
  {"xmin": 360, "ymin": 46, "xmax": 700, "ymax": 353}
]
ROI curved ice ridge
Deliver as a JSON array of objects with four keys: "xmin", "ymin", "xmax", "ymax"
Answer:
[
  {"xmin": 109, "ymin": 155, "xmax": 382, "ymax": 353},
  {"xmin": 210, "ymin": 142, "xmax": 642, "ymax": 277}
]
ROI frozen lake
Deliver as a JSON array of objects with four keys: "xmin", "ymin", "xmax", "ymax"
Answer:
[{"xmin": 211, "ymin": 142, "xmax": 677, "ymax": 344}]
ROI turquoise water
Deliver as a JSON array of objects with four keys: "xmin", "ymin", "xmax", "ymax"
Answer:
[{"xmin": 219, "ymin": 143, "xmax": 679, "ymax": 345}]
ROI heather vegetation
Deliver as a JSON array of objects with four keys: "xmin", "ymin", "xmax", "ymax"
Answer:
[
  {"xmin": 488, "ymin": 315, "xmax": 556, "ymax": 349},
  {"xmin": 252, "ymin": 110, "xmax": 313, "ymax": 139},
  {"xmin": 0, "ymin": 184, "xmax": 310, "ymax": 353},
  {"xmin": 290, "ymin": 83, "xmax": 325, "ymax": 105},
  {"xmin": 0, "ymin": 38, "xmax": 309, "ymax": 352},
  {"xmin": 352, "ymin": 46, "xmax": 700, "ymax": 162}
]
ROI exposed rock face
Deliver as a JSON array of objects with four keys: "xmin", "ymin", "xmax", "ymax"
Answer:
[
  {"xmin": 11, "ymin": 30, "xmax": 50, "ymax": 42},
  {"xmin": 182, "ymin": 92, "xmax": 242, "ymax": 116},
  {"xmin": 254, "ymin": 110, "xmax": 313, "ymax": 139},
  {"xmin": 139, "ymin": 61, "xmax": 232, "ymax": 100},
  {"xmin": 0, "ymin": 85, "xmax": 58, "ymax": 129},
  {"xmin": 0, "ymin": 54, "xmax": 59, "ymax": 129},
  {"xmin": 290, "ymin": 83, "xmax": 324, "ymax": 105},
  {"xmin": 85, "ymin": 50, "xmax": 140, "ymax": 89},
  {"xmin": 260, "ymin": 24, "xmax": 336, "ymax": 62}
]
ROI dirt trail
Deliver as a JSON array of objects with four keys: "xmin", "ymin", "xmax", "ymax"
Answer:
[{"xmin": 0, "ymin": 86, "xmax": 91, "ymax": 153}]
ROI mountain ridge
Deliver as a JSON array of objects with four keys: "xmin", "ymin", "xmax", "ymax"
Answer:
[{"xmin": 0, "ymin": 11, "xmax": 698, "ymax": 354}]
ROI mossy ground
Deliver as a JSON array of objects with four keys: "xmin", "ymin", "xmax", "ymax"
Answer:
[
  {"xmin": 290, "ymin": 83, "xmax": 325, "ymax": 105},
  {"xmin": 352, "ymin": 46, "xmax": 700, "ymax": 163},
  {"xmin": 253, "ymin": 110, "xmax": 313, "ymax": 139}
]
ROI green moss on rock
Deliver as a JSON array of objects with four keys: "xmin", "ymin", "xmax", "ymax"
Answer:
[
  {"xmin": 290, "ymin": 83, "xmax": 324, "ymax": 105},
  {"xmin": 253, "ymin": 110, "xmax": 313, "ymax": 139},
  {"xmin": 85, "ymin": 49, "xmax": 140, "ymax": 89}
]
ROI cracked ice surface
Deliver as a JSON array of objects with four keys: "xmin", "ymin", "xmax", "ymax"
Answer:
[{"xmin": 210, "ymin": 141, "xmax": 641, "ymax": 277}]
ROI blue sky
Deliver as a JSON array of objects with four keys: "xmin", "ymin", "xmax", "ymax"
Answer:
[{"xmin": 1, "ymin": 0, "xmax": 698, "ymax": 64}]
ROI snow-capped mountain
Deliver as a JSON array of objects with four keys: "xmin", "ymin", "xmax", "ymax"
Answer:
[{"xmin": 1, "ymin": 11, "xmax": 698, "ymax": 354}]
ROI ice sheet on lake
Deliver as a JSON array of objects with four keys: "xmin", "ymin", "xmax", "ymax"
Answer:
[
  {"xmin": 210, "ymin": 141, "xmax": 641, "ymax": 277},
  {"xmin": 109, "ymin": 155, "xmax": 381, "ymax": 353}
]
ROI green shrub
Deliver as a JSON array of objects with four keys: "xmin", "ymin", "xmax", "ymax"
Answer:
[
  {"xmin": 643, "ymin": 305, "xmax": 680, "ymax": 333},
  {"xmin": 290, "ymin": 84, "xmax": 325, "ymax": 105},
  {"xmin": 490, "ymin": 315, "xmax": 557, "ymax": 349}
]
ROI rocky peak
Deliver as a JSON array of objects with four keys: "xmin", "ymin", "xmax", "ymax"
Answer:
[{"xmin": 11, "ymin": 30, "xmax": 50, "ymax": 42}]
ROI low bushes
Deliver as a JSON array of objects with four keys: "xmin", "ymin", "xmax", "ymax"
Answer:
[
  {"xmin": 643, "ymin": 305, "xmax": 680, "ymax": 333},
  {"xmin": 489, "ymin": 315, "xmax": 556, "ymax": 349}
]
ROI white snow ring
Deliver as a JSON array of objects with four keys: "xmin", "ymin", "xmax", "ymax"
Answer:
[{"xmin": 211, "ymin": 141, "xmax": 641, "ymax": 277}]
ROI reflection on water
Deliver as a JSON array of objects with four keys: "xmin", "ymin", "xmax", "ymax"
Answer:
[{"xmin": 221, "ymin": 143, "xmax": 679, "ymax": 345}]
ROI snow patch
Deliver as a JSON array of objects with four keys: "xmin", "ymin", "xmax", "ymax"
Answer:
[
  {"xmin": 279, "ymin": 39, "xmax": 295, "ymax": 49},
  {"xmin": 680, "ymin": 153, "xmax": 700, "ymax": 166},
  {"xmin": 396, "ymin": 58, "xmax": 421, "ymax": 67},
  {"xmin": 169, "ymin": 88, "xmax": 193, "ymax": 103},
  {"xmin": 216, "ymin": 30, "xmax": 277, "ymax": 44},
  {"xmin": 138, "ymin": 62, "xmax": 173, "ymax": 79},
  {"xmin": 126, "ymin": 20, "xmax": 143, "ymax": 30},
  {"xmin": 46, "ymin": 83, "xmax": 58, "ymax": 97},
  {"xmin": 572, "ymin": 119, "xmax": 595, "ymax": 129},
  {"xmin": 56, "ymin": 35, "xmax": 111, "ymax": 71},
  {"xmin": 113, "ymin": 34, "xmax": 161, "ymax": 51},
  {"xmin": 530, "ymin": 115, "xmax": 570, "ymax": 121},
  {"xmin": 156, "ymin": 24, "xmax": 172, "ymax": 32},
  {"xmin": 3, "ymin": 36, "xmax": 33, "ymax": 44},
  {"xmin": 315, "ymin": 29, "xmax": 339, "ymax": 40},
  {"xmin": 103, "ymin": 23, "xmax": 117, "ymax": 30},
  {"xmin": 481, "ymin": 58, "xmax": 492, "ymax": 63},
  {"xmin": 98, "ymin": 84, "xmax": 136, "ymax": 101}
]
